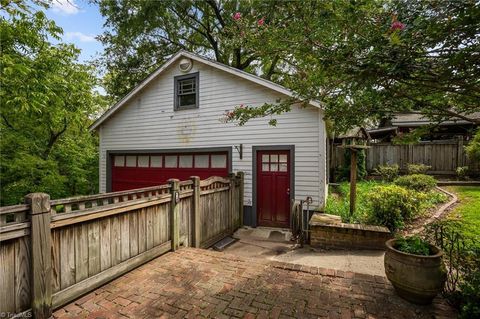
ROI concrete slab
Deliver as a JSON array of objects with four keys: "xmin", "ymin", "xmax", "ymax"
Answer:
[{"xmin": 224, "ymin": 227, "xmax": 386, "ymax": 277}]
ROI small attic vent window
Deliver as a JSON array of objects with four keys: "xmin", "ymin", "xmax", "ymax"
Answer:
[
  {"xmin": 174, "ymin": 72, "xmax": 199, "ymax": 110},
  {"xmin": 179, "ymin": 58, "xmax": 193, "ymax": 72}
]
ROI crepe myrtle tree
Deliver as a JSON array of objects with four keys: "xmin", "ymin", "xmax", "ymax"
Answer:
[{"xmin": 223, "ymin": 0, "xmax": 480, "ymax": 132}]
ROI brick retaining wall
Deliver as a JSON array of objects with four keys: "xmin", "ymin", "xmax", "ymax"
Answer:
[{"xmin": 309, "ymin": 215, "xmax": 392, "ymax": 250}]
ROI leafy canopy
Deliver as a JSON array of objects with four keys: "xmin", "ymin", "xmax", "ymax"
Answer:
[
  {"xmin": 222, "ymin": 0, "xmax": 480, "ymax": 131},
  {"xmin": 96, "ymin": 0, "xmax": 291, "ymax": 98},
  {"xmin": 1, "ymin": 0, "xmax": 105, "ymax": 205}
]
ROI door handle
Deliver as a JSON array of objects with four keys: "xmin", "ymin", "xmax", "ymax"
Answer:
[{"xmin": 287, "ymin": 188, "xmax": 290, "ymax": 196}]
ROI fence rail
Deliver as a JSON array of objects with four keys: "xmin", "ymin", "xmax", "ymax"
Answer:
[
  {"xmin": 0, "ymin": 173, "xmax": 244, "ymax": 319},
  {"xmin": 332, "ymin": 138, "xmax": 479, "ymax": 175}
]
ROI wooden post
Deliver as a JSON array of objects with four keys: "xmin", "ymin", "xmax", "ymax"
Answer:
[
  {"xmin": 349, "ymin": 150, "xmax": 357, "ymax": 215},
  {"xmin": 168, "ymin": 179, "xmax": 180, "ymax": 251},
  {"xmin": 228, "ymin": 173, "xmax": 236, "ymax": 233},
  {"xmin": 190, "ymin": 176, "xmax": 201, "ymax": 248},
  {"xmin": 457, "ymin": 136, "xmax": 464, "ymax": 168},
  {"xmin": 25, "ymin": 193, "xmax": 52, "ymax": 319},
  {"xmin": 237, "ymin": 171, "xmax": 244, "ymax": 227}
]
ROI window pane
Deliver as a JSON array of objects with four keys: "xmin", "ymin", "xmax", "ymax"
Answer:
[
  {"xmin": 270, "ymin": 163, "xmax": 278, "ymax": 172},
  {"xmin": 178, "ymin": 94, "xmax": 196, "ymax": 107},
  {"xmin": 279, "ymin": 154, "xmax": 287, "ymax": 163},
  {"xmin": 211, "ymin": 154, "xmax": 227, "ymax": 168},
  {"xmin": 270, "ymin": 154, "xmax": 278, "ymax": 162},
  {"xmin": 126, "ymin": 156, "xmax": 137, "ymax": 167},
  {"xmin": 179, "ymin": 155, "xmax": 193, "ymax": 168},
  {"xmin": 138, "ymin": 156, "xmax": 149, "ymax": 167},
  {"xmin": 165, "ymin": 155, "xmax": 177, "ymax": 168},
  {"xmin": 178, "ymin": 78, "xmax": 196, "ymax": 94},
  {"xmin": 279, "ymin": 163, "xmax": 288, "ymax": 172},
  {"xmin": 114, "ymin": 156, "xmax": 124, "ymax": 167},
  {"xmin": 262, "ymin": 163, "xmax": 270, "ymax": 172},
  {"xmin": 195, "ymin": 155, "xmax": 209, "ymax": 168},
  {"xmin": 262, "ymin": 154, "xmax": 269, "ymax": 162},
  {"xmin": 150, "ymin": 156, "xmax": 162, "ymax": 168}
]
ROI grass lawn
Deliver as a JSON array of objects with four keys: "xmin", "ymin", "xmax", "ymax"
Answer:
[{"xmin": 445, "ymin": 186, "xmax": 480, "ymax": 240}]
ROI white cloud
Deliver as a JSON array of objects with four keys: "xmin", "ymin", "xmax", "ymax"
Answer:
[
  {"xmin": 65, "ymin": 32, "xmax": 97, "ymax": 43},
  {"xmin": 51, "ymin": 0, "xmax": 80, "ymax": 15}
]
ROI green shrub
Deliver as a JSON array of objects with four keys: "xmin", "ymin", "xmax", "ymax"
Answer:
[
  {"xmin": 394, "ymin": 174, "xmax": 436, "ymax": 192},
  {"xmin": 465, "ymin": 130, "xmax": 480, "ymax": 162},
  {"xmin": 369, "ymin": 185, "xmax": 424, "ymax": 231},
  {"xmin": 456, "ymin": 166, "xmax": 469, "ymax": 180},
  {"xmin": 374, "ymin": 164, "xmax": 399, "ymax": 182},
  {"xmin": 394, "ymin": 236, "xmax": 431, "ymax": 256},
  {"xmin": 335, "ymin": 149, "xmax": 367, "ymax": 182},
  {"xmin": 407, "ymin": 163, "xmax": 431, "ymax": 175}
]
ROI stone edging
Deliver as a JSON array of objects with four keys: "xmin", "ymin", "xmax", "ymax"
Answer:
[{"xmin": 409, "ymin": 186, "xmax": 458, "ymax": 235}]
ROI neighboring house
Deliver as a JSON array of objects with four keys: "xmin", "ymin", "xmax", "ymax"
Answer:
[
  {"xmin": 370, "ymin": 112, "xmax": 479, "ymax": 141},
  {"xmin": 90, "ymin": 50, "xmax": 328, "ymax": 228}
]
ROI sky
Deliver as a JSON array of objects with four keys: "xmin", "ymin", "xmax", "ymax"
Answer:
[{"xmin": 46, "ymin": 0, "xmax": 105, "ymax": 63}]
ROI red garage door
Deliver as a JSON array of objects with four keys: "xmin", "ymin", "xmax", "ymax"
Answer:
[{"xmin": 111, "ymin": 152, "xmax": 229, "ymax": 191}]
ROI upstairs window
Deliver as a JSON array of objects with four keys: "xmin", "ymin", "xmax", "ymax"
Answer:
[{"xmin": 174, "ymin": 73, "xmax": 199, "ymax": 110}]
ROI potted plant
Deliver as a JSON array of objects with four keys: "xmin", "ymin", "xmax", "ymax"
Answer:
[{"xmin": 384, "ymin": 236, "xmax": 447, "ymax": 305}]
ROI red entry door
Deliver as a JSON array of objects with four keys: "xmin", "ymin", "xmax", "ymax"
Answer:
[{"xmin": 257, "ymin": 150, "xmax": 291, "ymax": 228}]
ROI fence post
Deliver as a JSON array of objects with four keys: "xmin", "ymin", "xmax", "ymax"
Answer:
[
  {"xmin": 228, "ymin": 173, "xmax": 236, "ymax": 233},
  {"xmin": 237, "ymin": 171, "xmax": 244, "ymax": 227},
  {"xmin": 457, "ymin": 136, "xmax": 464, "ymax": 168},
  {"xmin": 25, "ymin": 193, "xmax": 52, "ymax": 319},
  {"xmin": 190, "ymin": 176, "xmax": 201, "ymax": 248},
  {"xmin": 168, "ymin": 179, "xmax": 180, "ymax": 251}
]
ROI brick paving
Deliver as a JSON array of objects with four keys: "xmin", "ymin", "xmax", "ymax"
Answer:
[{"xmin": 53, "ymin": 248, "xmax": 455, "ymax": 319}]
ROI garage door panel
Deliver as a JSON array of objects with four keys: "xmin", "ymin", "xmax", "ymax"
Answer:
[{"xmin": 111, "ymin": 152, "xmax": 229, "ymax": 191}]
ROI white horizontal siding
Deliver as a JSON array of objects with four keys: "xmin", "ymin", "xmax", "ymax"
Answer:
[{"xmin": 99, "ymin": 59, "xmax": 327, "ymax": 209}]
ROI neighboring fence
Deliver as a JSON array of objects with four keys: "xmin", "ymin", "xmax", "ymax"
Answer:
[
  {"xmin": 332, "ymin": 138, "xmax": 479, "ymax": 175},
  {"xmin": 0, "ymin": 173, "xmax": 244, "ymax": 319}
]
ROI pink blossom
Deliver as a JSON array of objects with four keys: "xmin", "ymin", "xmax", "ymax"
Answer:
[
  {"xmin": 258, "ymin": 17, "xmax": 265, "ymax": 26},
  {"xmin": 391, "ymin": 21, "xmax": 406, "ymax": 31},
  {"xmin": 233, "ymin": 12, "xmax": 241, "ymax": 20}
]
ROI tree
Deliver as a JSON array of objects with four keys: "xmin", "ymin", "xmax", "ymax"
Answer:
[
  {"xmin": 223, "ymin": 0, "xmax": 480, "ymax": 131},
  {"xmin": 0, "ymin": 1, "xmax": 105, "ymax": 205},
  {"xmin": 96, "ymin": 0, "xmax": 295, "ymax": 98}
]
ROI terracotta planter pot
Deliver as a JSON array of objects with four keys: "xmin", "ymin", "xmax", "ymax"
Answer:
[{"xmin": 384, "ymin": 239, "xmax": 447, "ymax": 305}]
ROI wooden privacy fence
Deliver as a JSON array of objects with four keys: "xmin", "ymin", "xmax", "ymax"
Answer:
[
  {"xmin": 0, "ymin": 173, "xmax": 244, "ymax": 319},
  {"xmin": 332, "ymin": 139, "xmax": 479, "ymax": 175}
]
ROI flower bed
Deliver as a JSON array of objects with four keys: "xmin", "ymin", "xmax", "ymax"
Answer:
[{"xmin": 325, "ymin": 179, "xmax": 448, "ymax": 232}]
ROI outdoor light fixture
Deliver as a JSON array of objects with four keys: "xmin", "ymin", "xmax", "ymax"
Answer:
[{"xmin": 234, "ymin": 144, "xmax": 243, "ymax": 159}]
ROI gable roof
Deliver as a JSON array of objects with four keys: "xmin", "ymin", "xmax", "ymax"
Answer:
[{"xmin": 90, "ymin": 50, "xmax": 321, "ymax": 131}]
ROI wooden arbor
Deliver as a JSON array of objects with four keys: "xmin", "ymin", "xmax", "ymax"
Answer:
[{"xmin": 338, "ymin": 128, "xmax": 371, "ymax": 215}]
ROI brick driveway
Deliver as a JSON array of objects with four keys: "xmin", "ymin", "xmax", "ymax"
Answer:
[{"xmin": 53, "ymin": 248, "xmax": 454, "ymax": 319}]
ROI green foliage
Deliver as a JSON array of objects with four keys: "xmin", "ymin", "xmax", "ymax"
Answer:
[
  {"xmin": 394, "ymin": 174, "xmax": 437, "ymax": 192},
  {"xmin": 222, "ymin": 0, "xmax": 480, "ymax": 132},
  {"xmin": 407, "ymin": 163, "xmax": 431, "ymax": 175},
  {"xmin": 394, "ymin": 236, "xmax": 431, "ymax": 256},
  {"xmin": 456, "ymin": 166, "xmax": 470, "ymax": 180},
  {"xmin": 0, "ymin": 1, "xmax": 104, "ymax": 205},
  {"xmin": 325, "ymin": 181, "xmax": 445, "ymax": 229},
  {"xmin": 374, "ymin": 164, "xmax": 399, "ymax": 182},
  {"xmin": 95, "ymin": 0, "xmax": 289, "ymax": 98},
  {"xmin": 458, "ymin": 256, "xmax": 480, "ymax": 319},
  {"xmin": 368, "ymin": 185, "xmax": 425, "ymax": 231},
  {"xmin": 424, "ymin": 220, "xmax": 480, "ymax": 318},
  {"xmin": 466, "ymin": 130, "xmax": 480, "ymax": 162},
  {"xmin": 335, "ymin": 149, "xmax": 367, "ymax": 181},
  {"xmin": 325, "ymin": 181, "xmax": 379, "ymax": 223}
]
